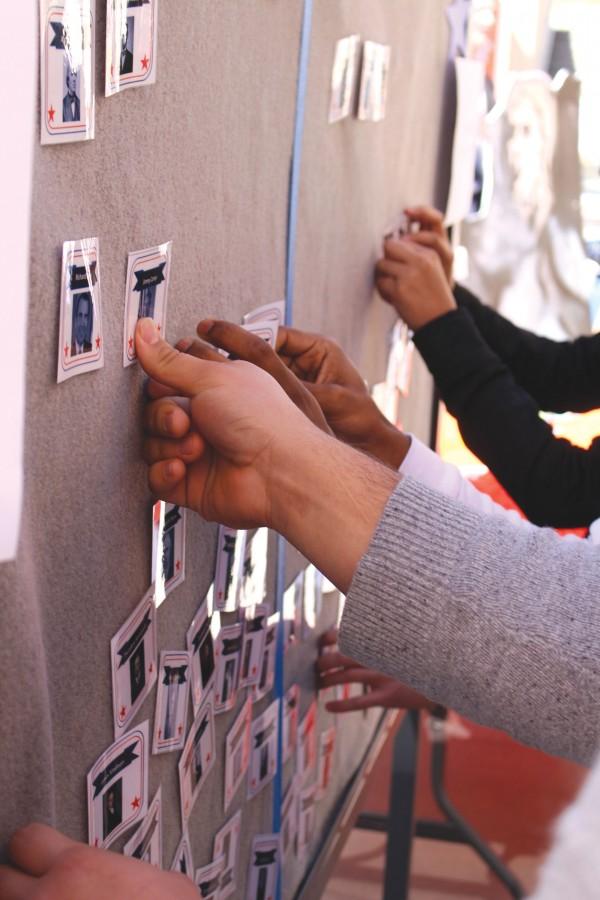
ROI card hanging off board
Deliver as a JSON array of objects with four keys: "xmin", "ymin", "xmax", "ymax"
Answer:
[
  {"xmin": 57, "ymin": 238, "xmax": 104, "ymax": 382},
  {"xmin": 106, "ymin": 0, "xmax": 158, "ymax": 96},
  {"xmin": 40, "ymin": 0, "xmax": 94, "ymax": 144}
]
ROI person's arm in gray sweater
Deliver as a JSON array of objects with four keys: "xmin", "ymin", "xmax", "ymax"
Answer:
[{"xmin": 339, "ymin": 477, "xmax": 600, "ymax": 766}]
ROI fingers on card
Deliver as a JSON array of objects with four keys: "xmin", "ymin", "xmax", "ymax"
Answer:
[
  {"xmin": 106, "ymin": 0, "xmax": 158, "ymax": 96},
  {"xmin": 152, "ymin": 651, "xmax": 190, "ymax": 754},
  {"xmin": 247, "ymin": 698, "xmax": 279, "ymax": 800},
  {"xmin": 87, "ymin": 721, "xmax": 149, "ymax": 849},
  {"xmin": 214, "ymin": 526, "xmax": 246, "ymax": 612},
  {"xmin": 171, "ymin": 830, "xmax": 194, "ymax": 880},
  {"xmin": 123, "ymin": 786, "xmax": 162, "ymax": 865},
  {"xmin": 224, "ymin": 697, "xmax": 252, "ymax": 812},
  {"xmin": 111, "ymin": 587, "xmax": 157, "ymax": 739},
  {"xmin": 178, "ymin": 690, "xmax": 216, "ymax": 824},
  {"xmin": 124, "ymin": 243, "xmax": 172, "ymax": 366},
  {"xmin": 214, "ymin": 624, "xmax": 242, "ymax": 714},
  {"xmin": 329, "ymin": 34, "xmax": 360, "ymax": 123},
  {"xmin": 151, "ymin": 500, "xmax": 185, "ymax": 606},
  {"xmin": 40, "ymin": 0, "xmax": 94, "ymax": 144},
  {"xmin": 245, "ymin": 834, "xmax": 281, "ymax": 900},
  {"xmin": 186, "ymin": 587, "xmax": 220, "ymax": 715},
  {"xmin": 213, "ymin": 810, "xmax": 242, "ymax": 900},
  {"xmin": 57, "ymin": 238, "xmax": 104, "ymax": 382}
]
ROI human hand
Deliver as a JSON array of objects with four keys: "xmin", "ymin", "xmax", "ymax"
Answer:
[
  {"xmin": 375, "ymin": 238, "xmax": 457, "ymax": 331},
  {"xmin": 137, "ymin": 317, "xmax": 317, "ymax": 530},
  {"xmin": 0, "ymin": 823, "xmax": 198, "ymax": 900},
  {"xmin": 275, "ymin": 326, "xmax": 367, "ymax": 394},
  {"xmin": 317, "ymin": 628, "xmax": 434, "ymax": 713},
  {"xmin": 404, "ymin": 205, "xmax": 454, "ymax": 285}
]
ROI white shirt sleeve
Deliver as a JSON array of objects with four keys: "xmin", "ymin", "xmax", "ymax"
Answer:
[{"xmin": 399, "ymin": 435, "xmax": 584, "ymax": 539}]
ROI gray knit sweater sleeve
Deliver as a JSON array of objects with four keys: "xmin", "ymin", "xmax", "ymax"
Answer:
[{"xmin": 339, "ymin": 477, "xmax": 600, "ymax": 765}]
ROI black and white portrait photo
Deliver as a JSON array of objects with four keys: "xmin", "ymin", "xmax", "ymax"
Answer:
[
  {"xmin": 137, "ymin": 282, "xmax": 156, "ymax": 320},
  {"xmin": 221, "ymin": 658, "xmax": 236, "ymax": 705},
  {"xmin": 129, "ymin": 642, "xmax": 146, "ymax": 705},
  {"xmin": 70, "ymin": 290, "xmax": 93, "ymax": 356},
  {"xmin": 102, "ymin": 781, "xmax": 123, "ymax": 840},
  {"xmin": 120, "ymin": 16, "xmax": 134, "ymax": 75},
  {"xmin": 162, "ymin": 523, "xmax": 175, "ymax": 584},
  {"xmin": 62, "ymin": 60, "xmax": 81, "ymax": 123}
]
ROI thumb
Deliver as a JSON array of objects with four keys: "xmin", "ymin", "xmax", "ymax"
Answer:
[{"xmin": 136, "ymin": 319, "xmax": 214, "ymax": 397}]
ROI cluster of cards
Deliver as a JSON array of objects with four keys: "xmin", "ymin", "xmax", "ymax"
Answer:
[
  {"xmin": 329, "ymin": 34, "xmax": 391, "ymax": 124},
  {"xmin": 40, "ymin": 0, "xmax": 158, "ymax": 146}
]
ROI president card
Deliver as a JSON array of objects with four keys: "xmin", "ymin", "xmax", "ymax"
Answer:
[
  {"xmin": 245, "ymin": 834, "xmax": 281, "ymax": 900},
  {"xmin": 106, "ymin": 0, "xmax": 158, "ymax": 96},
  {"xmin": 239, "ymin": 528, "xmax": 268, "ymax": 609},
  {"xmin": 123, "ymin": 786, "xmax": 162, "ymax": 866},
  {"xmin": 195, "ymin": 855, "xmax": 225, "ymax": 900},
  {"xmin": 282, "ymin": 684, "xmax": 299, "ymax": 765},
  {"xmin": 239, "ymin": 604, "xmax": 268, "ymax": 689},
  {"xmin": 186, "ymin": 587, "xmax": 220, "ymax": 715},
  {"xmin": 248, "ymin": 698, "xmax": 279, "ymax": 800},
  {"xmin": 328, "ymin": 34, "xmax": 360, "ymax": 123},
  {"xmin": 178, "ymin": 690, "xmax": 216, "ymax": 824},
  {"xmin": 283, "ymin": 571, "xmax": 303, "ymax": 648},
  {"xmin": 317, "ymin": 727, "xmax": 336, "ymax": 797},
  {"xmin": 281, "ymin": 776, "xmax": 300, "ymax": 859},
  {"xmin": 298, "ymin": 784, "xmax": 317, "ymax": 855},
  {"xmin": 151, "ymin": 500, "xmax": 185, "ymax": 606},
  {"xmin": 297, "ymin": 701, "xmax": 317, "ymax": 781},
  {"xmin": 214, "ymin": 623, "xmax": 242, "ymax": 714},
  {"xmin": 57, "ymin": 238, "xmax": 104, "ymax": 382},
  {"xmin": 214, "ymin": 526, "xmax": 246, "ymax": 612},
  {"xmin": 357, "ymin": 41, "xmax": 390, "ymax": 122},
  {"xmin": 252, "ymin": 612, "xmax": 278, "ymax": 703},
  {"xmin": 224, "ymin": 697, "xmax": 252, "ymax": 812},
  {"xmin": 213, "ymin": 810, "xmax": 242, "ymax": 900},
  {"xmin": 110, "ymin": 587, "xmax": 157, "ymax": 739},
  {"xmin": 124, "ymin": 243, "xmax": 172, "ymax": 366},
  {"xmin": 152, "ymin": 651, "xmax": 190, "ymax": 754}
]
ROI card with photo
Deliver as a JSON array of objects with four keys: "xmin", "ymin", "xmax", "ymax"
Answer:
[
  {"xmin": 178, "ymin": 690, "xmax": 216, "ymax": 824},
  {"xmin": 57, "ymin": 238, "xmax": 104, "ymax": 382},
  {"xmin": 239, "ymin": 604, "xmax": 267, "ymax": 689},
  {"xmin": 239, "ymin": 528, "xmax": 268, "ymax": 609},
  {"xmin": 357, "ymin": 40, "xmax": 390, "ymax": 122},
  {"xmin": 106, "ymin": 0, "xmax": 158, "ymax": 96},
  {"xmin": 247, "ymin": 698, "xmax": 279, "ymax": 800},
  {"xmin": 298, "ymin": 784, "xmax": 317, "ymax": 855},
  {"xmin": 87, "ymin": 721, "xmax": 149, "ymax": 849},
  {"xmin": 214, "ymin": 526, "xmax": 246, "ymax": 612},
  {"xmin": 170, "ymin": 829, "xmax": 194, "ymax": 880},
  {"xmin": 302, "ymin": 566, "xmax": 323, "ymax": 638},
  {"xmin": 283, "ymin": 571, "xmax": 304, "ymax": 648},
  {"xmin": 123, "ymin": 786, "xmax": 162, "ymax": 866},
  {"xmin": 245, "ymin": 834, "xmax": 281, "ymax": 900},
  {"xmin": 186, "ymin": 586, "xmax": 220, "ymax": 715},
  {"xmin": 110, "ymin": 587, "xmax": 157, "ymax": 739},
  {"xmin": 195, "ymin": 855, "xmax": 225, "ymax": 900},
  {"xmin": 224, "ymin": 696, "xmax": 252, "ymax": 812},
  {"xmin": 123, "ymin": 243, "xmax": 172, "ymax": 366},
  {"xmin": 251, "ymin": 612, "xmax": 278, "ymax": 703},
  {"xmin": 40, "ymin": 0, "xmax": 94, "ymax": 144},
  {"xmin": 214, "ymin": 623, "xmax": 242, "ymax": 714},
  {"xmin": 242, "ymin": 301, "xmax": 285, "ymax": 328},
  {"xmin": 152, "ymin": 650, "xmax": 190, "ymax": 754},
  {"xmin": 297, "ymin": 701, "xmax": 317, "ymax": 781},
  {"xmin": 281, "ymin": 776, "xmax": 300, "ymax": 859},
  {"xmin": 213, "ymin": 810, "xmax": 242, "ymax": 900},
  {"xmin": 328, "ymin": 34, "xmax": 360, "ymax": 123},
  {"xmin": 282, "ymin": 684, "xmax": 299, "ymax": 765},
  {"xmin": 317, "ymin": 727, "xmax": 336, "ymax": 798},
  {"xmin": 151, "ymin": 500, "xmax": 185, "ymax": 606}
]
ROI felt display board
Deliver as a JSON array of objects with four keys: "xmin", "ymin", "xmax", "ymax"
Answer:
[{"xmin": 0, "ymin": 1, "xmax": 449, "ymax": 895}]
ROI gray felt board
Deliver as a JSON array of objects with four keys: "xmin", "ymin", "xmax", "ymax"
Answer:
[{"xmin": 0, "ymin": 1, "xmax": 450, "ymax": 895}]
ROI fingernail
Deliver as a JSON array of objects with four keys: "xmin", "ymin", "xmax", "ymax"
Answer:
[
  {"xmin": 138, "ymin": 318, "xmax": 159, "ymax": 344},
  {"xmin": 166, "ymin": 461, "xmax": 177, "ymax": 478},
  {"xmin": 182, "ymin": 435, "xmax": 196, "ymax": 454},
  {"xmin": 177, "ymin": 338, "xmax": 193, "ymax": 352},
  {"xmin": 198, "ymin": 319, "xmax": 215, "ymax": 334}
]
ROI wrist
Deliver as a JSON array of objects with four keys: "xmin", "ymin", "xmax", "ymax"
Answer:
[{"xmin": 372, "ymin": 426, "xmax": 411, "ymax": 469}]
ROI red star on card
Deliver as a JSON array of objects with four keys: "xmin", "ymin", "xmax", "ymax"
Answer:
[
  {"xmin": 178, "ymin": 724, "xmax": 183, "ymax": 735},
  {"xmin": 120, "ymin": 705, "xmax": 127, "ymax": 719},
  {"xmin": 158, "ymin": 728, "xmax": 162, "ymax": 739},
  {"xmin": 95, "ymin": 336, "xmax": 101, "ymax": 349},
  {"xmin": 141, "ymin": 54, "xmax": 149, "ymax": 70},
  {"xmin": 149, "ymin": 663, "xmax": 153, "ymax": 673},
  {"xmin": 128, "ymin": 337, "xmax": 133, "ymax": 350},
  {"xmin": 63, "ymin": 344, "xmax": 69, "ymax": 358},
  {"xmin": 176, "ymin": 560, "xmax": 181, "ymax": 571},
  {"xmin": 48, "ymin": 106, "xmax": 55, "ymax": 122},
  {"xmin": 131, "ymin": 796, "xmax": 141, "ymax": 810}
]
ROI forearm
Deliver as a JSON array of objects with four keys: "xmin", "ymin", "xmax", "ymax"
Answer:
[
  {"xmin": 270, "ymin": 429, "xmax": 399, "ymax": 593},
  {"xmin": 339, "ymin": 477, "xmax": 600, "ymax": 764}
]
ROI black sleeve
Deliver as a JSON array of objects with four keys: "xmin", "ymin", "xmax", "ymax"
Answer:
[
  {"xmin": 413, "ymin": 308, "xmax": 600, "ymax": 528},
  {"xmin": 454, "ymin": 284, "xmax": 600, "ymax": 413}
]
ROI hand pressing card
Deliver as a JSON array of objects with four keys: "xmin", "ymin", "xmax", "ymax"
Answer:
[
  {"xmin": 213, "ymin": 810, "xmax": 242, "ymax": 900},
  {"xmin": 328, "ymin": 34, "xmax": 360, "ymax": 123},
  {"xmin": 123, "ymin": 243, "xmax": 172, "ymax": 366},
  {"xmin": 297, "ymin": 701, "xmax": 317, "ymax": 781},
  {"xmin": 248, "ymin": 698, "xmax": 279, "ymax": 800},
  {"xmin": 214, "ymin": 526, "xmax": 246, "ymax": 612},
  {"xmin": 239, "ymin": 528, "xmax": 268, "ymax": 609},
  {"xmin": 106, "ymin": 0, "xmax": 158, "ymax": 96},
  {"xmin": 224, "ymin": 697, "xmax": 252, "ymax": 812},
  {"xmin": 57, "ymin": 238, "xmax": 104, "ymax": 382},
  {"xmin": 282, "ymin": 684, "xmax": 299, "ymax": 765},
  {"xmin": 40, "ymin": 0, "xmax": 94, "ymax": 144},
  {"xmin": 87, "ymin": 721, "xmax": 149, "ymax": 849},
  {"xmin": 214, "ymin": 623, "xmax": 242, "ymax": 714},
  {"xmin": 195, "ymin": 855, "xmax": 226, "ymax": 900},
  {"xmin": 171, "ymin": 830, "xmax": 194, "ymax": 880},
  {"xmin": 317, "ymin": 727, "xmax": 336, "ymax": 797},
  {"xmin": 252, "ymin": 612, "xmax": 279, "ymax": 703},
  {"xmin": 178, "ymin": 690, "xmax": 216, "ymax": 824},
  {"xmin": 152, "ymin": 651, "xmax": 190, "ymax": 754},
  {"xmin": 281, "ymin": 776, "xmax": 300, "ymax": 859},
  {"xmin": 123, "ymin": 786, "xmax": 162, "ymax": 866},
  {"xmin": 239, "ymin": 604, "xmax": 268, "ymax": 689},
  {"xmin": 246, "ymin": 834, "xmax": 281, "ymax": 900},
  {"xmin": 110, "ymin": 588, "xmax": 157, "ymax": 739},
  {"xmin": 151, "ymin": 500, "xmax": 185, "ymax": 606},
  {"xmin": 298, "ymin": 784, "xmax": 317, "ymax": 855},
  {"xmin": 186, "ymin": 586, "xmax": 220, "ymax": 715}
]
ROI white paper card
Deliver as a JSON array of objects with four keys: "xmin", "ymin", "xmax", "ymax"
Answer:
[
  {"xmin": 248, "ymin": 698, "xmax": 279, "ymax": 800},
  {"xmin": 178, "ymin": 690, "xmax": 216, "ymax": 824},
  {"xmin": 123, "ymin": 243, "xmax": 172, "ymax": 366},
  {"xmin": 214, "ymin": 526, "xmax": 247, "ymax": 612},
  {"xmin": 245, "ymin": 834, "xmax": 281, "ymax": 900},
  {"xmin": 239, "ymin": 528, "xmax": 268, "ymax": 609},
  {"xmin": 123, "ymin": 786, "xmax": 162, "ymax": 866},
  {"xmin": 106, "ymin": 0, "xmax": 158, "ymax": 96},
  {"xmin": 186, "ymin": 587, "xmax": 220, "ymax": 715},
  {"xmin": 195, "ymin": 855, "xmax": 225, "ymax": 899},
  {"xmin": 57, "ymin": 238, "xmax": 104, "ymax": 382},
  {"xmin": 214, "ymin": 623, "xmax": 242, "ymax": 714},
  {"xmin": 171, "ymin": 830, "xmax": 194, "ymax": 880},
  {"xmin": 252, "ymin": 612, "xmax": 278, "ymax": 703},
  {"xmin": 357, "ymin": 41, "xmax": 390, "ymax": 122},
  {"xmin": 328, "ymin": 34, "xmax": 360, "ymax": 123},
  {"xmin": 213, "ymin": 810, "xmax": 242, "ymax": 900},
  {"xmin": 297, "ymin": 701, "xmax": 317, "ymax": 781},
  {"xmin": 224, "ymin": 697, "xmax": 252, "ymax": 812},
  {"xmin": 152, "ymin": 650, "xmax": 190, "ymax": 754},
  {"xmin": 110, "ymin": 587, "xmax": 157, "ymax": 739}
]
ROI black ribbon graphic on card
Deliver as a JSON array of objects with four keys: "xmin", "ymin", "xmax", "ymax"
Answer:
[
  {"xmin": 221, "ymin": 534, "xmax": 237, "ymax": 592},
  {"xmin": 133, "ymin": 262, "xmax": 167, "ymax": 293},
  {"xmin": 92, "ymin": 743, "xmax": 139, "ymax": 797},
  {"xmin": 162, "ymin": 664, "xmax": 188, "ymax": 685},
  {"xmin": 243, "ymin": 556, "xmax": 254, "ymax": 580},
  {"xmin": 192, "ymin": 619, "xmax": 210, "ymax": 653},
  {"xmin": 164, "ymin": 505, "xmax": 181, "ymax": 531},
  {"xmin": 222, "ymin": 636, "xmax": 242, "ymax": 656},
  {"xmin": 253, "ymin": 721, "xmax": 275, "ymax": 748},
  {"xmin": 246, "ymin": 614, "xmax": 266, "ymax": 634},
  {"xmin": 49, "ymin": 22, "xmax": 66, "ymax": 49},
  {"xmin": 69, "ymin": 262, "xmax": 97, "ymax": 290},
  {"xmin": 193, "ymin": 716, "xmax": 209, "ymax": 747},
  {"xmin": 127, "ymin": 0, "xmax": 151, "ymax": 6},
  {"xmin": 254, "ymin": 849, "xmax": 277, "ymax": 866},
  {"xmin": 117, "ymin": 612, "xmax": 153, "ymax": 668},
  {"xmin": 287, "ymin": 694, "xmax": 298, "ymax": 710},
  {"xmin": 199, "ymin": 875, "xmax": 221, "ymax": 897}
]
